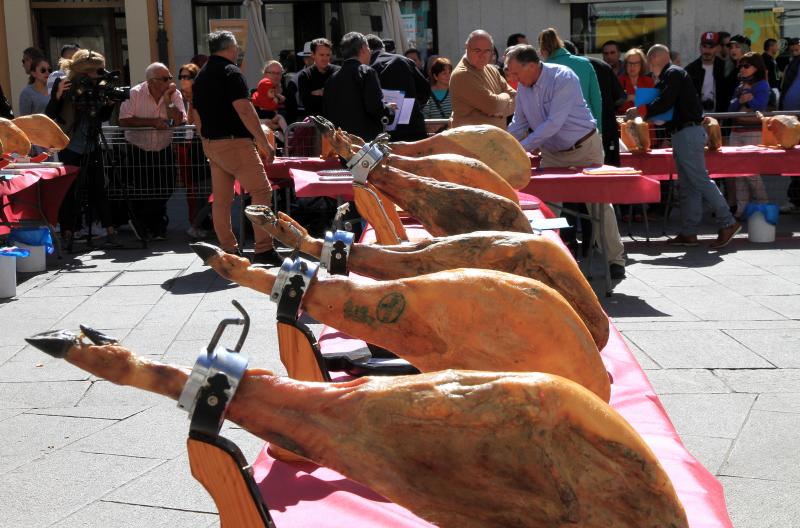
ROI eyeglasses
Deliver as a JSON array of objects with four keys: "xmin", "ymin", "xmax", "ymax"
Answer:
[
  {"xmin": 38, "ymin": 67, "xmax": 52, "ymax": 73},
  {"xmin": 738, "ymin": 64, "xmax": 754, "ymax": 70},
  {"xmin": 627, "ymin": 61, "xmax": 643, "ymax": 66},
  {"xmin": 266, "ymin": 70, "xmax": 283, "ymax": 75},
  {"xmin": 151, "ymin": 75, "xmax": 173, "ymax": 82},
  {"xmin": 178, "ymin": 75, "xmax": 193, "ymax": 80}
]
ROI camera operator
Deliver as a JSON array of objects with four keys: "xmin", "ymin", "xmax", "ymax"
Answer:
[
  {"xmin": 119, "ymin": 63, "xmax": 186, "ymax": 240},
  {"xmin": 45, "ymin": 49, "xmax": 121, "ymax": 250}
]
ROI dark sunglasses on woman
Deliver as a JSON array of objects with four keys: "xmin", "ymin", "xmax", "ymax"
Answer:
[
  {"xmin": 178, "ymin": 75, "xmax": 194, "ymax": 80},
  {"xmin": 39, "ymin": 67, "xmax": 52, "ymax": 73}
]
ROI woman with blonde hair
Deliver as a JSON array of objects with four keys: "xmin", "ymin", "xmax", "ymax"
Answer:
[
  {"xmin": 617, "ymin": 48, "xmax": 654, "ymax": 112},
  {"xmin": 45, "ymin": 49, "xmax": 120, "ymax": 250}
]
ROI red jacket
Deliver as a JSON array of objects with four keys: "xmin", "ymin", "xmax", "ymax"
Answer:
[{"xmin": 617, "ymin": 74, "xmax": 655, "ymax": 112}]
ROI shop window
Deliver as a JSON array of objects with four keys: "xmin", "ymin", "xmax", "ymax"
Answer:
[
  {"xmin": 570, "ymin": 1, "xmax": 668, "ymax": 55},
  {"xmin": 744, "ymin": 1, "xmax": 800, "ymax": 54}
]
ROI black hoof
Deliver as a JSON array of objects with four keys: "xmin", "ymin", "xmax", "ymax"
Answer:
[
  {"xmin": 79, "ymin": 325, "xmax": 118, "ymax": 345},
  {"xmin": 25, "ymin": 330, "xmax": 78, "ymax": 358},
  {"xmin": 309, "ymin": 115, "xmax": 333, "ymax": 132},
  {"xmin": 190, "ymin": 242, "xmax": 222, "ymax": 263}
]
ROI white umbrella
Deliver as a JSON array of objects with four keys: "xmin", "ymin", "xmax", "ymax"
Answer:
[
  {"xmin": 242, "ymin": 0, "xmax": 272, "ymax": 80},
  {"xmin": 381, "ymin": 0, "xmax": 407, "ymax": 54}
]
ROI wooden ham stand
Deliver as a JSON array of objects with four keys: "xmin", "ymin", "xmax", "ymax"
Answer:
[{"xmin": 179, "ymin": 300, "xmax": 274, "ymax": 527}]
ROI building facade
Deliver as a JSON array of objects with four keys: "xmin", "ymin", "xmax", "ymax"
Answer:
[{"xmin": 2, "ymin": 0, "xmax": 797, "ymax": 116}]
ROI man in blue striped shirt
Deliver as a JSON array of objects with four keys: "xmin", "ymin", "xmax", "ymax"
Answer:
[{"xmin": 505, "ymin": 44, "xmax": 625, "ymax": 279}]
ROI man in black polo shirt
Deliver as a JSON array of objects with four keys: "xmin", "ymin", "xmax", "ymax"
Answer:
[
  {"xmin": 297, "ymin": 38, "xmax": 340, "ymax": 118},
  {"xmin": 627, "ymin": 44, "xmax": 740, "ymax": 249},
  {"xmin": 192, "ymin": 30, "xmax": 281, "ymax": 266}
]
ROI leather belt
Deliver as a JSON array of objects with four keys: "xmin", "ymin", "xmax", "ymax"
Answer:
[
  {"xmin": 674, "ymin": 121, "xmax": 703, "ymax": 132},
  {"xmin": 559, "ymin": 130, "xmax": 596, "ymax": 152}
]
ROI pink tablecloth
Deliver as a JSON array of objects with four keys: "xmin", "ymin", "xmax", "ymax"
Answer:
[
  {"xmin": 266, "ymin": 157, "xmax": 342, "ymax": 183},
  {"xmin": 621, "ymin": 145, "xmax": 800, "ymax": 180},
  {"xmin": 251, "ymin": 210, "xmax": 732, "ymax": 527},
  {"xmin": 0, "ymin": 166, "xmax": 77, "ymax": 235},
  {"xmin": 290, "ymin": 168, "xmax": 354, "ymax": 200},
  {"xmin": 523, "ymin": 167, "xmax": 661, "ymax": 204}
]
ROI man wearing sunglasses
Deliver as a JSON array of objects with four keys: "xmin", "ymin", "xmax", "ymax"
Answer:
[
  {"xmin": 119, "ymin": 62, "xmax": 187, "ymax": 241},
  {"xmin": 686, "ymin": 32, "xmax": 735, "ymax": 112}
]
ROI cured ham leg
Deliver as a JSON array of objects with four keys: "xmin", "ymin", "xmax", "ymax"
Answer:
[
  {"xmin": 0, "ymin": 117, "xmax": 32, "ymax": 155},
  {"xmin": 24, "ymin": 332, "xmax": 688, "ymax": 528},
  {"xmin": 248, "ymin": 207, "xmax": 609, "ymax": 350},
  {"xmin": 618, "ymin": 117, "xmax": 650, "ymax": 152},
  {"xmin": 346, "ymin": 122, "xmax": 531, "ymax": 190},
  {"xmin": 365, "ymin": 164, "xmax": 532, "ymax": 236},
  {"xmin": 12, "ymin": 114, "xmax": 70, "ymax": 150},
  {"xmin": 191, "ymin": 242, "xmax": 609, "ymax": 400},
  {"xmin": 315, "ymin": 121, "xmax": 519, "ymax": 203},
  {"xmin": 703, "ymin": 116, "xmax": 722, "ymax": 151},
  {"xmin": 758, "ymin": 112, "xmax": 800, "ymax": 148}
]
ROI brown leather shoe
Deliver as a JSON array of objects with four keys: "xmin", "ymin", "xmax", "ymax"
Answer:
[
  {"xmin": 667, "ymin": 233, "xmax": 699, "ymax": 247},
  {"xmin": 709, "ymin": 221, "xmax": 742, "ymax": 249}
]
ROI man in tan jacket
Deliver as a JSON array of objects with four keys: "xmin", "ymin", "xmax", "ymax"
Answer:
[{"xmin": 450, "ymin": 30, "xmax": 516, "ymax": 128}]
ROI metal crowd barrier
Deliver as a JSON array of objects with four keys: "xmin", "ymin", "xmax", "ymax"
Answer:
[
  {"xmin": 100, "ymin": 125, "xmax": 211, "ymax": 200},
  {"xmin": 285, "ymin": 121, "xmax": 321, "ymax": 157}
]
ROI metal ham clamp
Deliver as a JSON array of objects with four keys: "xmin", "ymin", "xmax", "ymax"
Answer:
[
  {"xmin": 177, "ymin": 300, "xmax": 275, "ymax": 527},
  {"xmin": 345, "ymin": 136, "xmax": 408, "ymax": 244},
  {"xmin": 320, "ymin": 230, "xmax": 354, "ymax": 276}
]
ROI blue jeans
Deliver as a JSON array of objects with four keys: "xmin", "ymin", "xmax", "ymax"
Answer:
[{"xmin": 671, "ymin": 125, "xmax": 735, "ymax": 236}]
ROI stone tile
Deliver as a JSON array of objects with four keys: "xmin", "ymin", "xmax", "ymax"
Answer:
[
  {"xmin": 627, "ymin": 267, "xmax": 716, "ymax": 287},
  {"xmin": 721, "ymin": 410, "xmax": 800, "ymax": 481},
  {"xmin": 724, "ymin": 328, "xmax": 800, "ymax": 368},
  {"xmin": 765, "ymin": 265, "xmax": 800, "ymax": 284},
  {"xmin": 25, "ymin": 405, "xmax": 148, "ymax": 420},
  {"xmin": 679, "ymin": 434, "xmax": 732, "ymax": 474},
  {"xmin": 162, "ymin": 339, "xmax": 208, "ymax": 365},
  {"xmin": 620, "ymin": 333, "xmax": 661, "ymax": 369},
  {"xmin": 0, "ymin": 358, "xmax": 92, "ymax": 382},
  {"xmin": 119, "ymin": 324, "xmax": 180, "ymax": 357},
  {"xmin": 23, "ymin": 285, "xmax": 101, "ymax": 298},
  {"xmin": 49, "ymin": 271, "xmax": 120, "ymax": 287},
  {"xmin": 110, "ymin": 269, "xmax": 182, "ymax": 286},
  {"xmin": 56, "ymin": 304, "xmax": 153, "ymax": 329},
  {"xmin": 0, "ymin": 450, "xmax": 162, "ymax": 527},
  {"xmin": 125, "ymin": 252, "xmax": 195, "ymax": 271},
  {"xmin": 0, "ymin": 344, "xmax": 22, "ymax": 365},
  {"xmin": 693, "ymin": 260, "xmax": 769, "ymax": 277},
  {"xmin": 623, "ymin": 330, "xmax": 772, "ymax": 369},
  {"xmin": 720, "ymin": 476, "xmax": 800, "ymax": 528},
  {"xmin": 750, "ymin": 295, "xmax": 800, "ymax": 319},
  {"xmin": 659, "ymin": 393, "xmax": 755, "ymax": 438},
  {"xmin": 105, "ymin": 454, "xmax": 217, "ymax": 514},
  {"xmin": 659, "ymin": 285, "xmax": 784, "ymax": 321},
  {"xmin": 0, "ymin": 380, "xmax": 89, "ymax": 409},
  {"xmin": 644, "ymin": 369, "xmax": 729, "ymax": 394},
  {"xmin": 0, "ymin": 409, "xmax": 24, "ymax": 422},
  {"xmin": 88, "ymin": 285, "xmax": 167, "ymax": 306},
  {"xmin": 78, "ymin": 380, "xmax": 166, "ymax": 408},
  {"xmin": 734, "ymin": 249, "xmax": 800, "ymax": 267},
  {"xmin": 67, "ymin": 404, "xmax": 188, "ymax": 459},
  {"xmin": 710, "ymin": 274, "xmax": 800, "ymax": 296},
  {"xmin": 0, "ymin": 413, "xmax": 112, "ymax": 464},
  {"xmin": 598, "ymin": 275, "xmax": 662, "ymax": 298},
  {"xmin": 51, "ymin": 501, "xmax": 218, "ymax": 528},
  {"xmin": 714, "ymin": 369, "xmax": 800, "ymax": 393},
  {"xmin": 602, "ymin": 295, "xmax": 700, "ymax": 322},
  {"xmin": 753, "ymin": 393, "xmax": 800, "ymax": 414}
]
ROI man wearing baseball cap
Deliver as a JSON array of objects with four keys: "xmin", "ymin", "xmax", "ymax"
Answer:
[{"xmin": 686, "ymin": 31, "xmax": 735, "ymax": 112}]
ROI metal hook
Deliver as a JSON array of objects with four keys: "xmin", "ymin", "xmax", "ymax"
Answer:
[{"xmin": 206, "ymin": 300, "xmax": 250, "ymax": 355}]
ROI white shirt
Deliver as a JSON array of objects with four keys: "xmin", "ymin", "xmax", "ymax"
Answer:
[{"xmin": 701, "ymin": 63, "xmax": 715, "ymax": 104}]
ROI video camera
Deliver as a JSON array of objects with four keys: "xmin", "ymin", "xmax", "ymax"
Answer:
[{"xmin": 68, "ymin": 69, "xmax": 130, "ymax": 117}]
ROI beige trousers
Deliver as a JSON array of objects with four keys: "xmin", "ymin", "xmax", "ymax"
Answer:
[
  {"xmin": 203, "ymin": 138, "xmax": 273, "ymax": 253},
  {"xmin": 540, "ymin": 133, "xmax": 625, "ymax": 266}
]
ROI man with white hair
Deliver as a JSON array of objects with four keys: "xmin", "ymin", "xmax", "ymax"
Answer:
[
  {"xmin": 626, "ymin": 44, "xmax": 740, "ymax": 249},
  {"xmin": 120, "ymin": 62, "xmax": 187, "ymax": 240},
  {"xmin": 449, "ymin": 29, "xmax": 515, "ymax": 128}
]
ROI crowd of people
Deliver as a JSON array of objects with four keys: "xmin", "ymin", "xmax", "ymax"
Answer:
[{"xmin": 3, "ymin": 24, "xmax": 800, "ymax": 275}]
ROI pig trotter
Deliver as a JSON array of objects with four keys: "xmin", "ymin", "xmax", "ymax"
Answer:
[{"xmin": 25, "ymin": 329, "xmax": 79, "ymax": 358}]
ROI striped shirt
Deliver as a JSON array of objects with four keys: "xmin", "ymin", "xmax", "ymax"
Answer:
[{"xmin": 422, "ymin": 89, "xmax": 452, "ymax": 119}]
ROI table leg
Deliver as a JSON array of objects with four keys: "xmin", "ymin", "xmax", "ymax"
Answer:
[
  {"xmin": 662, "ymin": 173, "xmax": 676, "ymax": 235},
  {"xmin": 642, "ymin": 203, "xmax": 651, "ymax": 244},
  {"xmin": 594, "ymin": 203, "xmax": 612, "ymax": 297}
]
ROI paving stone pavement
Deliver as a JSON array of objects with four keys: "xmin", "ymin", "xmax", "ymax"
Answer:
[{"xmin": 1, "ymin": 204, "xmax": 798, "ymax": 527}]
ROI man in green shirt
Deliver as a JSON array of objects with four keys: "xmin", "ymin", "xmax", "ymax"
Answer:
[{"xmin": 538, "ymin": 28, "xmax": 602, "ymax": 130}]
